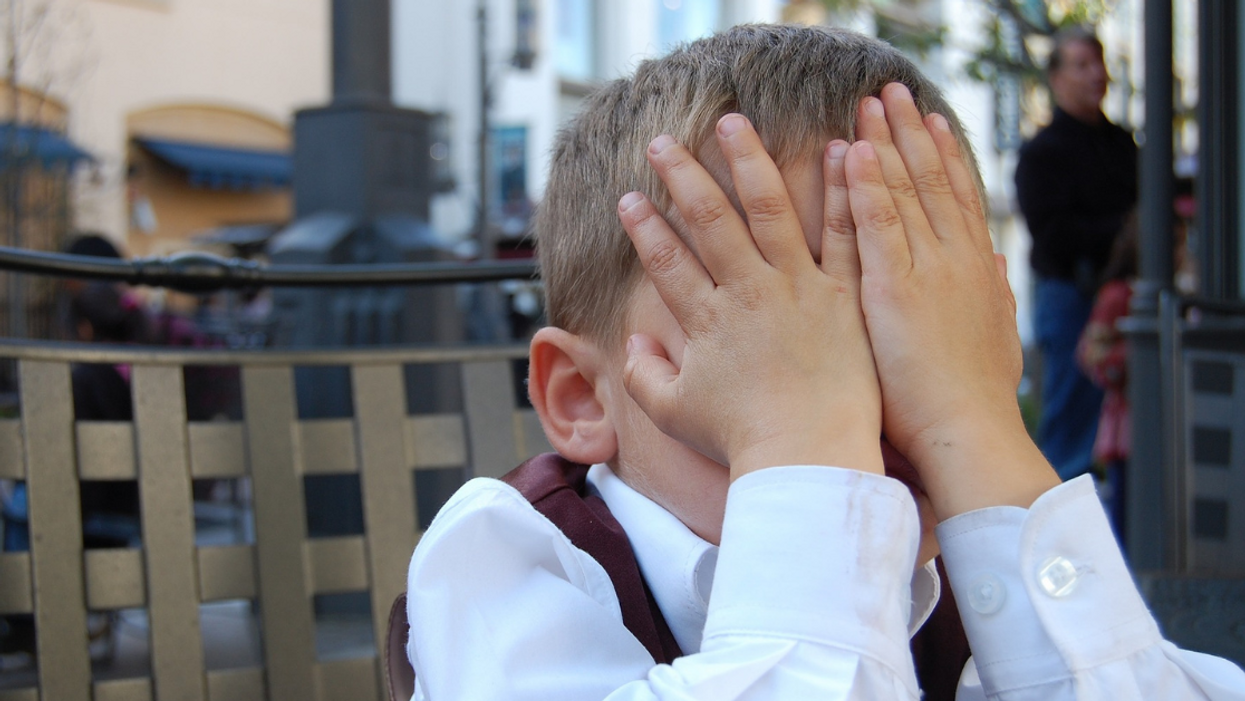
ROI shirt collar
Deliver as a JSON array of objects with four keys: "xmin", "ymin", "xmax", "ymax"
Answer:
[
  {"xmin": 587, "ymin": 463, "xmax": 716, "ymax": 654},
  {"xmin": 1053, "ymin": 105, "xmax": 1109, "ymax": 132},
  {"xmin": 587, "ymin": 463, "xmax": 940, "ymax": 653}
]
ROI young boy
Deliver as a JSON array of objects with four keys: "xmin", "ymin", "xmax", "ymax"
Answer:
[{"xmin": 404, "ymin": 25, "xmax": 1245, "ymax": 700}]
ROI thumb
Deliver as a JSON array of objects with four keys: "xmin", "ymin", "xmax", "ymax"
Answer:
[{"xmin": 621, "ymin": 333, "xmax": 680, "ymax": 425}]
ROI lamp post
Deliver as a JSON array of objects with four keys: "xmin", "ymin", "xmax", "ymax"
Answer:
[
  {"xmin": 1128, "ymin": 0, "xmax": 1176, "ymax": 571},
  {"xmin": 476, "ymin": 0, "xmax": 492, "ymax": 261},
  {"xmin": 6, "ymin": 0, "xmax": 24, "ymax": 339}
]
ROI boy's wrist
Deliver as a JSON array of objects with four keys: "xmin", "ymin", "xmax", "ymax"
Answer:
[
  {"xmin": 908, "ymin": 411, "xmax": 1061, "ymax": 521},
  {"xmin": 729, "ymin": 427, "xmax": 885, "ymax": 482}
]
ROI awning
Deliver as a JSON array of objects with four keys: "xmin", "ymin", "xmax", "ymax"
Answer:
[
  {"xmin": 136, "ymin": 137, "xmax": 292, "ymax": 190},
  {"xmin": 0, "ymin": 123, "xmax": 93, "ymax": 169}
]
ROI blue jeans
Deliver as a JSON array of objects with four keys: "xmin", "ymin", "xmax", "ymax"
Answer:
[{"xmin": 1034, "ymin": 277, "xmax": 1103, "ymax": 481}]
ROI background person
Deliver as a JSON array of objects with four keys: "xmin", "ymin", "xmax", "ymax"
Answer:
[
  {"xmin": 1014, "ymin": 27, "xmax": 1138, "ymax": 481},
  {"xmin": 1076, "ymin": 212, "xmax": 1137, "ymax": 547}
]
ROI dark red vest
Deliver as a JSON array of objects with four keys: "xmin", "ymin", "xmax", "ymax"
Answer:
[
  {"xmin": 500, "ymin": 453, "xmax": 684, "ymax": 663},
  {"xmin": 386, "ymin": 452, "xmax": 970, "ymax": 701}
]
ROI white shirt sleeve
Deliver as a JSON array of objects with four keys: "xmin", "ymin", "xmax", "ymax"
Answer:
[
  {"xmin": 938, "ymin": 475, "xmax": 1245, "ymax": 701},
  {"xmin": 406, "ymin": 466, "xmax": 925, "ymax": 701}
]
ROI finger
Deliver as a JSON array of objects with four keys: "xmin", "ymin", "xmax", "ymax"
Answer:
[
  {"xmin": 618, "ymin": 191, "xmax": 715, "ymax": 334},
  {"xmin": 716, "ymin": 113, "xmax": 814, "ymax": 273},
  {"xmin": 621, "ymin": 333, "xmax": 681, "ymax": 431},
  {"xmin": 854, "ymin": 95, "xmax": 938, "ymax": 255},
  {"xmin": 821, "ymin": 140, "xmax": 861, "ymax": 287},
  {"xmin": 925, "ymin": 112, "xmax": 994, "ymax": 256},
  {"xmin": 845, "ymin": 140, "xmax": 912, "ymax": 279},
  {"xmin": 646, "ymin": 134, "xmax": 762, "ymax": 282},
  {"xmin": 879, "ymin": 83, "xmax": 968, "ymax": 247}
]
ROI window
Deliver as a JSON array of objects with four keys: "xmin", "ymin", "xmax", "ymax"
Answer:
[
  {"xmin": 656, "ymin": 0, "xmax": 720, "ymax": 52},
  {"xmin": 556, "ymin": 0, "xmax": 595, "ymax": 81}
]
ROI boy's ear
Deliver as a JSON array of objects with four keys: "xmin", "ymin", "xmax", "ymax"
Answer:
[{"xmin": 528, "ymin": 327, "xmax": 618, "ymax": 465}]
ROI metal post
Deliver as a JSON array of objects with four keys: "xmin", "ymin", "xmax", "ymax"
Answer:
[
  {"xmin": 477, "ymin": 0, "xmax": 492, "ymax": 259},
  {"xmin": 1198, "ymin": 0, "xmax": 1239, "ymax": 300},
  {"xmin": 1127, "ymin": 0, "xmax": 1175, "ymax": 571},
  {"xmin": 7, "ymin": 0, "xmax": 24, "ymax": 339},
  {"xmin": 330, "ymin": 0, "xmax": 391, "ymax": 103}
]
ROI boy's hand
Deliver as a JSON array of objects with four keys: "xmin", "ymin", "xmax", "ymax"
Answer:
[
  {"xmin": 845, "ymin": 83, "xmax": 1059, "ymax": 519},
  {"xmin": 618, "ymin": 114, "xmax": 884, "ymax": 481}
]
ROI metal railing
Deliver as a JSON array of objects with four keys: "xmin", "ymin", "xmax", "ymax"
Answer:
[{"xmin": 0, "ymin": 245, "xmax": 537, "ymax": 292}]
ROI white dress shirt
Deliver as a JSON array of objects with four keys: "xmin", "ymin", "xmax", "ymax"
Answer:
[{"xmin": 405, "ymin": 464, "xmax": 1245, "ymax": 700}]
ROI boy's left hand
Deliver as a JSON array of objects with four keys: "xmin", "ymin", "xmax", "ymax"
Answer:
[
  {"xmin": 618, "ymin": 114, "xmax": 884, "ymax": 481},
  {"xmin": 845, "ymin": 84, "xmax": 1060, "ymax": 519}
]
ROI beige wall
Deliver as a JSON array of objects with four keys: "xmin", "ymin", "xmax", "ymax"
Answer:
[{"xmin": 60, "ymin": 0, "xmax": 329, "ymax": 252}]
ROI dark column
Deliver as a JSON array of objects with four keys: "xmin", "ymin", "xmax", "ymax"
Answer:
[
  {"xmin": 332, "ymin": 0, "xmax": 391, "ymax": 103},
  {"xmin": 1127, "ymin": 0, "xmax": 1175, "ymax": 571},
  {"xmin": 1198, "ymin": 0, "xmax": 1240, "ymax": 300}
]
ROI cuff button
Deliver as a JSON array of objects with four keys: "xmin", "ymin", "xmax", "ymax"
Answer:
[
  {"xmin": 1037, "ymin": 556, "xmax": 1080, "ymax": 597},
  {"xmin": 967, "ymin": 574, "xmax": 1006, "ymax": 615}
]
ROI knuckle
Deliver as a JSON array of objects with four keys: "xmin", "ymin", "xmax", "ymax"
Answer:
[
  {"xmin": 824, "ymin": 210, "xmax": 856, "ymax": 237},
  {"xmin": 910, "ymin": 167, "xmax": 952, "ymax": 195},
  {"xmin": 892, "ymin": 176, "xmax": 918, "ymax": 200},
  {"xmin": 864, "ymin": 205, "xmax": 903, "ymax": 231},
  {"xmin": 684, "ymin": 197, "xmax": 731, "ymax": 231},
  {"xmin": 644, "ymin": 239, "xmax": 686, "ymax": 276},
  {"xmin": 746, "ymin": 192, "xmax": 791, "ymax": 224}
]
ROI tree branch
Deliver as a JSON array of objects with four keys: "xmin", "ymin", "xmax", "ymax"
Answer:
[{"xmin": 984, "ymin": 0, "xmax": 1054, "ymax": 36}]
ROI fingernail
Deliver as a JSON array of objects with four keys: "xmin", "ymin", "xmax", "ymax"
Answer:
[
  {"xmin": 865, "ymin": 97, "xmax": 884, "ymax": 117},
  {"xmin": 890, "ymin": 82, "xmax": 912, "ymax": 100},
  {"xmin": 619, "ymin": 191, "xmax": 645, "ymax": 212},
  {"xmin": 827, "ymin": 141, "xmax": 848, "ymax": 160},
  {"xmin": 718, "ymin": 114, "xmax": 748, "ymax": 137},
  {"xmin": 930, "ymin": 113, "xmax": 950, "ymax": 132},
  {"xmin": 649, "ymin": 135, "xmax": 676, "ymax": 155},
  {"xmin": 854, "ymin": 140, "xmax": 876, "ymax": 160}
]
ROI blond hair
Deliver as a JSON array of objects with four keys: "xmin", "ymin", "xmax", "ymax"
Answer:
[{"xmin": 536, "ymin": 24, "xmax": 984, "ymax": 342}]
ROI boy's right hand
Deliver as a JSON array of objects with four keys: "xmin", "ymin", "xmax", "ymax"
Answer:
[{"xmin": 618, "ymin": 114, "xmax": 884, "ymax": 482}]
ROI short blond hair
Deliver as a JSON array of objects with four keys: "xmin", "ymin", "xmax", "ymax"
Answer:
[{"xmin": 536, "ymin": 24, "xmax": 984, "ymax": 343}]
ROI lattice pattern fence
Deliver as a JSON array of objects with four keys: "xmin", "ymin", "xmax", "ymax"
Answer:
[{"xmin": 0, "ymin": 340, "xmax": 549, "ymax": 701}]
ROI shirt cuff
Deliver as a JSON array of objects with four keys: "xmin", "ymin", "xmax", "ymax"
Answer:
[
  {"xmin": 704, "ymin": 466, "xmax": 921, "ymax": 687},
  {"xmin": 936, "ymin": 475, "xmax": 1162, "ymax": 695}
]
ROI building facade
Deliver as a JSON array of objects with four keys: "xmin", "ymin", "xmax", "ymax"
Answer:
[{"xmin": 23, "ymin": 0, "xmax": 330, "ymax": 258}]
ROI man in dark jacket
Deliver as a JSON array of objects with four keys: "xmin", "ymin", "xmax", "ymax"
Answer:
[{"xmin": 1014, "ymin": 27, "xmax": 1137, "ymax": 481}]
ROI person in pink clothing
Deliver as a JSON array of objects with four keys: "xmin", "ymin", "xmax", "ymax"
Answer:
[{"xmin": 1077, "ymin": 214, "xmax": 1136, "ymax": 546}]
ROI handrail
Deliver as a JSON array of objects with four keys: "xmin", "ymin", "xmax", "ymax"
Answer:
[
  {"xmin": 0, "ymin": 337, "xmax": 532, "ymax": 366},
  {"xmin": 1182, "ymin": 295, "xmax": 1245, "ymax": 317},
  {"xmin": 0, "ymin": 246, "xmax": 538, "ymax": 292},
  {"xmin": 1119, "ymin": 293, "xmax": 1245, "ymax": 336}
]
